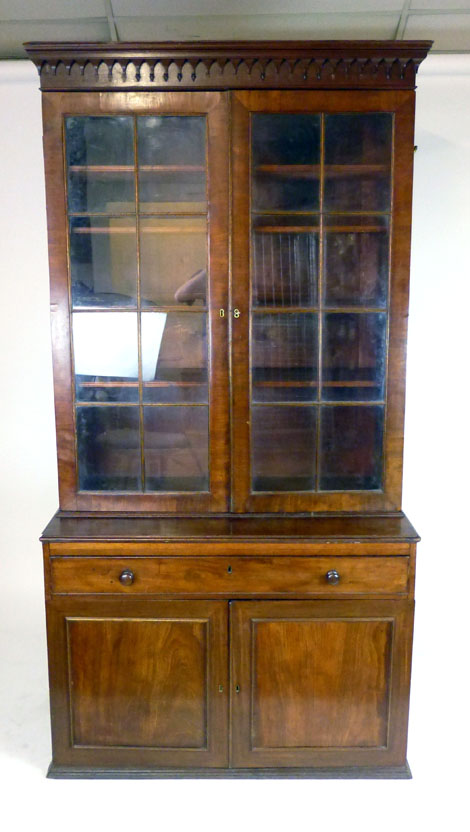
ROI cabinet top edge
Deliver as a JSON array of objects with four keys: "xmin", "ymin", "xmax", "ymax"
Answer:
[
  {"xmin": 24, "ymin": 40, "xmax": 432, "ymax": 92},
  {"xmin": 40, "ymin": 512, "xmax": 420, "ymax": 543}
]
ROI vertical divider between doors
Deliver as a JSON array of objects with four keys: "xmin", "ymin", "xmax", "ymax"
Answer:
[{"xmin": 230, "ymin": 94, "xmax": 252, "ymax": 512}]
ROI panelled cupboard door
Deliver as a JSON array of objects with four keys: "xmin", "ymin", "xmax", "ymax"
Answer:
[
  {"xmin": 230, "ymin": 600, "xmax": 413, "ymax": 768},
  {"xmin": 47, "ymin": 599, "xmax": 228, "ymax": 769},
  {"xmin": 42, "ymin": 91, "xmax": 230, "ymax": 512},
  {"xmin": 231, "ymin": 90, "xmax": 416, "ymax": 513}
]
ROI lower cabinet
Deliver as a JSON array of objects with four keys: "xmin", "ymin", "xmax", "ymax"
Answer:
[{"xmin": 46, "ymin": 598, "xmax": 413, "ymax": 774}]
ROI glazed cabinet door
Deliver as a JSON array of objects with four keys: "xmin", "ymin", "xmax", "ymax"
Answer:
[
  {"xmin": 231, "ymin": 90, "xmax": 415, "ymax": 513},
  {"xmin": 43, "ymin": 91, "xmax": 229, "ymax": 512},
  {"xmin": 230, "ymin": 600, "xmax": 413, "ymax": 769},
  {"xmin": 47, "ymin": 599, "xmax": 228, "ymax": 771}
]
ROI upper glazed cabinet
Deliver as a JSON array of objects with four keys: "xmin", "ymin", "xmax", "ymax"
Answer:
[{"xmin": 28, "ymin": 41, "xmax": 431, "ymax": 515}]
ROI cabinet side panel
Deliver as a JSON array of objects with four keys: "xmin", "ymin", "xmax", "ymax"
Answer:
[
  {"xmin": 42, "ymin": 93, "xmax": 77, "ymax": 509},
  {"xmin": 383, "ymin": 93, "xmax": 416, "ymax": 508}
]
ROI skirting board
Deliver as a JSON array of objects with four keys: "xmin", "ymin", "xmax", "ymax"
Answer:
[{"xmin": 47, "ymin": 762, "xmax": 412, "ymax": 779}]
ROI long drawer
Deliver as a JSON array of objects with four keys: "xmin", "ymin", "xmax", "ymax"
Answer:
[{"xmin": 50, "ymin": 555, "xmax": 409, "ymax": 597}]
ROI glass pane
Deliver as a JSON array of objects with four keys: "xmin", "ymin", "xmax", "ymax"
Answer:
[
  {"xmin": 319, "ymin": 405, "xmax": 384, "ymax": 491},
  {"xmin": 252, "ymin": 406, "xmax": 317, "ymax": 492},
  {"xmin": 322, "ymin": 313, "xmax": 387, "ymax": 401},
  {"xmin": 140, "ymin": 217, "xmax": 207, "ymax": 306},
  {"xmin": 323, "ymin": 215, "xmax": 389, "ymax": 308},
  {"xmin": 252, "ymin": 313, "xmax": 318, "ymax": 402},
  {"xmin": 324, "ymin": 113, "xmax": 392, "ymax": 212},
  {"xmin": 142, "ymin": 312, "xmax": 208, "ymax": 403},
  {"xmin": 76, "ymin": 406, "xmax": 141, "ymax": 491},
  {"xmin": 144, "ymin": 406, "xmax": 208, "ymax": 491},
  {"xmin": 70, "ymin": 217, "xmax": 137, "ymax": 307},
  {"xmin": 252, "ymin": 114, "xmax": 321, "ymax": 211},
  {"xmin": 138, "ymin": 116, "xmax": 206, "ymax": 213},
  {"xmin": 252, "ymin": 216, "xmax": 319, "ymax": 308},
  {"xmin": 73, "ymin": 312, "xmax": 138, "ymax": 403},
  {"xmin": 65, "ymin": 116, "xmax": 135, "ymax": 214}
]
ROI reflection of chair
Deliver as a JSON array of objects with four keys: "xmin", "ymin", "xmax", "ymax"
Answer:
[{"xmin": 174, "ymin": 268, "xmax": 206, "ymax": 305}]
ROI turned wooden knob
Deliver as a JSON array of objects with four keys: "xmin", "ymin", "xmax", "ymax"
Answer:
[
  {"xmin": 119, "ymin": 569, "xmax": 135, "ymax": 586},
  {"xmin": 326, "ymin": 569, "xmax": 340, "ymax": 585}
]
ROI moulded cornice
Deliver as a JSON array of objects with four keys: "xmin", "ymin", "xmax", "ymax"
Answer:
[{"xmin": 24, "ymin": 41, "xmax": 432, "ymax": 91}]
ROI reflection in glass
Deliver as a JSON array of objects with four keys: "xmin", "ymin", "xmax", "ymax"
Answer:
[
  {"xmin": 65, "ymin": 116, "xmax": 135, "ymax": 214},
  {"xmin": 252, "ymin": 406, "xmax": 317, "ymax": 492},
  {"xmin": 252, "ymin": 314, "xmax": 318, "ymax": 402},
  {"xmin": 76, "ymin": 406, "xmax": 141, "ymax": 491},
  {"xmin": 144, "ymin": 406, "xmax": 209, "ymax": 491},
  {"xmin": 322, "ymin": 313, "xmax": 387, "ymax": 401},
  {"xmin": 140, "ymin": 217, "xmax": 207, "ymax": 306},
  {"xmin": 252, "ymin": 217, "xmax": 319, "ymax": 307},
  {"xmin": 319, "ymin": 405, "xmax": 384, "ymax": 490},
  {"xmin": 138, "ymin": 116, "xmax": 206, "ymax": 213},
  {"xmin": 252, "ymin": 114, "xmax": 321, "ymax": 211},
  {"xmin": 324, "ymin": 113, "xmax": 392, "ymax": 212},
  {"xmin": 324, "ymin": 216, "xmax": 389, "ymax": 308},
  {"xmin": 70, "ymin": 217, "xmax": 137, "ymax": 307},
  {"xmin": 73, "ymin": 312, "xmax": 139, "ymax": 403},
  {"xmin": 142, "ymin": 312, "xmax": 208, "ymax": 402}
]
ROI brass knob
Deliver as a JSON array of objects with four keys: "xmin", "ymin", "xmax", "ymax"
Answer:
[
  {"xmin": 119, "ymin": 569, "xmax": 135, "ymax": 586},
  {"xmin": 326, "ymin": 569, "xmax": 340, "ymax": 586}
]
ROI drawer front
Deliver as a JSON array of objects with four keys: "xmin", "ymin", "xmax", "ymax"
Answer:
[{"xmin": 50, "ymin": 556, "xmax": 409, "ymax": 596}]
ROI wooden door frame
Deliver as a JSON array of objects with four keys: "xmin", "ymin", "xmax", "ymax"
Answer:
[
  {"xmin": 43, "ymin": 90, "xmax": 230, "ymax": 512},
  {"xmin": 231, "ymin": 89, "xmax": 415, "ymax": 513},
  {"xmin": 230, "ymin": 598, "xmax": 413, "ymax": 768},
  {"xmin": 46, "ymin": 598, "xmax": 229, "ymax": 769}
]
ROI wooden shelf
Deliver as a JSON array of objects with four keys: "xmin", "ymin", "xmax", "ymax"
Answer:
[
  {"xmin": 80, "ymin": 380, "xmax": 206, "ymax": 388},
  {"xmin": 256, "ymin": 164, "xmax": 388, "ymax": 179},
  {"xmin": 254, "ymin": 225, "xmax": 385, "ymax": 233},
  {"xmin": 73, "ymin": 226, "xmax": 204, "ymax": 234},
  {"xmin": 254, "ymin": 380, "xmax": 377, "ymax": 388},
  {"xmin": 69, "ymin": 165, "xmax": 205, "ymax": 173}
]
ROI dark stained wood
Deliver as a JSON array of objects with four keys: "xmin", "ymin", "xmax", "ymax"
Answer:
[
  {"xmin": 41, "ymin": 511, "xmax": 420, "ymax": 542},
  {"xmin": 50, "ymin": 555, "xmax": 409, "ymax": 597},
  {"xmin": 230, "ymin": 599, "xmax": 414, "ymax": 768},
  {"xmin": 25, "ymin": 41, "xmax": 432, "ymax": 92},
  {"xmin": 47, "ymin": 599, "xmax": 228, "ymax": 768}
]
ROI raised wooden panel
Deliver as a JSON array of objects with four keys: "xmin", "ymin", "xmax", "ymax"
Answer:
[
  {"xmin": 231, "ymin": 600, "xmax": 413, "ymax": 768},
  {"xmin": 67, "ymin": 617, "xmax": 207, "ymax": 748},
  {"xmin": 51, "ymin": 555, "xmax": 409, "ymax": 597},
  {"xmin": 252, "ymin": 619, "xmax": 391, "ymax": 748},
  {"xmin": 47, "ymin": 599, "xmax": 228, "ymax": 768}
]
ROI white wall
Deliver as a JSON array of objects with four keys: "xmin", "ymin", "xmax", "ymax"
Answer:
[{"xmin": 0, "ymin": 55, "xmax": 468, "ymax": 830}]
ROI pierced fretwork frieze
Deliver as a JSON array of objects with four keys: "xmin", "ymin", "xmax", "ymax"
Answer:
[{"xmin": 25, "ymin": 41, "xmax": 432, "ymax": 91}]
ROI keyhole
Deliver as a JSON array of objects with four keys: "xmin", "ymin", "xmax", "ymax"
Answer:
[{"xmin": 227, "ymin": 565, "xmax": 233, "ymax": 574}]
